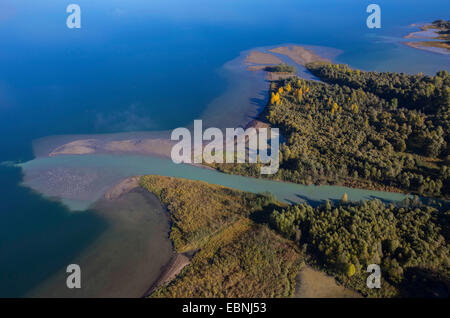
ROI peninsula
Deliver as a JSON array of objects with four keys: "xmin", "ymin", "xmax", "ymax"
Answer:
[{"xmin": 404, "ymin": 20, "xmax": 450, "ymax": 54}]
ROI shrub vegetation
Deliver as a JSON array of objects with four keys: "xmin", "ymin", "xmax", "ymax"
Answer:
[
  {"xmin": 141, "ymin": 176, "xmax": 303, "ymax": 297},
  {"xmin": 213, "ymin": 64, "xmax": 450, "ymax": 199}
]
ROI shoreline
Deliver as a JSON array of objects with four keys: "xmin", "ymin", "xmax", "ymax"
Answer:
[
  {"xmin": 403, "ymin": 41, "xmax": 450, "ymax": 55},
  {"xmin": 403, "ymin": 22, "xmax": 450, "ymax": 55},
  {"xmin": 103, "ymin": 176, "xmax": 192, "ymax": 298},
  {"xmin": 27, "ymin": 186, "xmax": 174, "ymax": 298},
  {"xmin": 18, "ymin": 44, "xmax": 419, "ymax": 297},
  {"xmin": 33, "ymin": 44, "xmax": 332, "ymax": 162},
  {"xmin": 20, "ymin": 44, "xmax": 418, "ymax": 211},
  {"xmin": 143, "ymin": 253, "xmax": 191, "ymax": 297}
]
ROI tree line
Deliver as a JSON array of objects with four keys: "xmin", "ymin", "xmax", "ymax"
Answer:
[
  {"xmin": 214, "ymin": 64, "xmax": 449, "ymax": 198},
  {"xmin": 270, "ymin": 196, "xmax": 449, "ymax": 297}
]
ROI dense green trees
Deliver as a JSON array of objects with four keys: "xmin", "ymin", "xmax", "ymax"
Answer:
[
  {"xmin": 141, "ymin": 176, "xmax": 302, "ymax": 298},
  {"xmin": 215, "ymin": 64, "xmax": 449, "ymax": 198},
  {"xmin": 307, "ymin": 63, "xmax": 449, "ymax": 115},
  {"xmin": 270, "ymin": 198, "xmax": 450, "ymax": 297},
  {"xmin": 142, "ymin": 176, "xmax": 449, "ymax": 297}
]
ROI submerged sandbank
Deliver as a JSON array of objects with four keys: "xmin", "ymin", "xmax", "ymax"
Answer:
[
  {"xmin": 18, "ymin": 154, "xmax": 408, "ymax": 213},
  {"xmin": 245, "ymin": 51, "xmax": 283, "ymax": 65},
  {"xmin": 403, "ymin": 23, "xmax": 450, "ymax": 55},
  {"xmin": 27, "ymin": 187, "xmax": 173, "ymax": 298},
  {"xmin": 19, "ymin": 44, "xmax": 350, "ymax": 297},
  {"xmin": 269, "ymin": 45, "xmax": 331, "ymax": 65},
  {"xmin": 31, "ymin": 44, "xmax": 339, "ymax": 163},
  {"xmin": 28, "ymin": 45, "xmax": 326, "ymax": 164}
]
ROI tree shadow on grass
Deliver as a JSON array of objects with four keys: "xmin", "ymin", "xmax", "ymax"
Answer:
[{"xmin": 399, "ymin": 267, "xmax": 450, "ymax": 298}]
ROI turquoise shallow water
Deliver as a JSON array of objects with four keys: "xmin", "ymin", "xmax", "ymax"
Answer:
[
  {"xmin": 19, "ymin": 154, "xmax": 407, "ymax": 211},
  {"xmin": 0, "ymin": 0, "xmax": 449, "ymax": 297}
]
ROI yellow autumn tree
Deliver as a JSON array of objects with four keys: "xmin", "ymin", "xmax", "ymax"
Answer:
[
  {"xmin": 271, "ymin": 92, "xmax": 282, "ymax": 105},
  {"xmin": 327, "ymin": 98, "xmax": 333, "ymax": 106},
  {"xmin": 331, "ymin": 102, "xmax": 339, "ymax": 116},
  {"xmin": 270, "ymin": 92, "xmax": 276, "ymax": 105},
  {"xmin": 296, "ymin": 88, "xmax": 303, "ymax": 103},
  {"xmin": 285, "ymin": 83, "xmax": 292, "ymax": 93},
  {"xmin": 346, "ymin": 263, "xmax": 356, "ymax": 277}
]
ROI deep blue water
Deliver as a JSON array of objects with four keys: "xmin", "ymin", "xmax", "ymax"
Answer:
[
  {"xmin": 0, "ymin": 0, "xmax": 449, "ymax": 297},
  {"xmin": 1, "ymin": 0, "xmax": 449, "ymax": 161}
]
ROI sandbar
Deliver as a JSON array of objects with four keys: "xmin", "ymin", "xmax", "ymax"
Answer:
[{"xmin": 269, "ymin": 45, "xmax": 330, "ymax": 65}]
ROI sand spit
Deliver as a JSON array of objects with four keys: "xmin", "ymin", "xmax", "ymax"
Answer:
[
  {"xmin": 104, "ymin": 176, "xmax": 141, "ymax": 200},
  {"xmin": 35, "ymin": 130, "xmax": 176, "ymax": 159},
  {"xmin": 294, "ymin": 265, "xmax": 361, "ymax": 298},
  {"xmin": 246, "ymin": 45, "xmax": 330, "ymax": 80},
  {"xmin": 269, "ymin": 45, "xmax": 330, "ymax": 65},
  {"xmin": 403, "ymin": 23, "xmax": 450, "ymax": 55},
  {"xmin": 403, "ymin": 41, "xmax": 450, "ymax": 55},
  {"xmin": 101, "ymin": 138, "xmax": 175, "ymax": 158},
  {"xmin": 49, "ymin": 139, "xmax": 97, "ymax": 156},
  {"xmin": 404, "ymin": 23, "xmax": 440, "ymax": 39},
  {"xmin": 35, "ymin": 45, "xmax": 335, "ymax": 161},
  {"xmin": 145, "ymin": 253, "xmax": 191, "ymax": 296},
  {"xmin": 245, "ymin": 51, "xmax": 283, "ymax": 65}
]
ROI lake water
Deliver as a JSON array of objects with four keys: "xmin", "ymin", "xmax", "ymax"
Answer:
[{"xmin": 0, "ymin": 0, "xmax": 449, "ymax": 297}]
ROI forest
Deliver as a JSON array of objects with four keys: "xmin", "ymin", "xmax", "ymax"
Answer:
[
  {"xmin": 140, "ymin": 176, "xmax": 302, "ymax": 297},
  {"xmin": 213, "ymin": 63, "xmax": 450, "ymax": 199},
  {"xmin": 419, "ymin": 19, "xmax": 450, "ymax": 51},
  {"xmin": 141, "ymin": 175, "xmax": 449, "ymax": 297},
  {"xmin": 270, "ymin": 195, "xmax": 449, "ymax": 297}
]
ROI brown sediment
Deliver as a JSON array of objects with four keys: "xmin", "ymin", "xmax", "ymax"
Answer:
[
  {"xmin": 403, "ymin": 23, "xmax": 450, "ymax": 54},
  {"xmin": 403, "ymin": 41, "xmax": 450, "ymax": 55},
  {"xmin": 269, "ymin": 45, "xmax": 330, "ymax": 65},
  {"xmin": 48, "ymin": 136, "xmax": 175, "ymax": 158},
  {"xmin": 104, "ymin": 177, "xmax": 192, "ymax": 297},
  {"xmin": 404, "ymin": 23, "xmax": 438, "ymax": 39},
  {"xmin": 49, "ymin": 139, "xmax": 97, "ymax": 156},
  {"xmin": 103, "ymin": 138, "xmax": 175, "ymax": 157},
  {"xmin": 104, "ymin": 176, "xmax": 141, "ymax": 200},
  {"xmin": 144, "ymin": 253, "xmax": 191, "ymax": 297},
  {"xmin": 294, "ymin": 265, "xmax": 361, "ymax": 298},
  {"xmin": 42, "ymin": 46, "xmax": 325, "ymax": 161},
  {"xmin": 245, "ymin": 51, "xmax": 283, "ymax": 65},
  {"xmin": 28, "ymin": 187, "xmax": 174, "ymax": 298}
]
